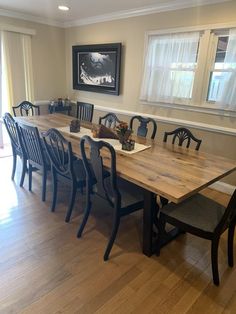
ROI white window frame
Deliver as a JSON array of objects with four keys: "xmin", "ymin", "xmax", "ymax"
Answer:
[{"xmin": 141, "ymin": 22, "xmax": 236, "ymax": 115}]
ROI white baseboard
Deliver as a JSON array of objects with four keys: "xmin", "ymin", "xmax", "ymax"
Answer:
[{"xmin": 210, "ymin": 181, "xmax": 235, "ymax": 195}]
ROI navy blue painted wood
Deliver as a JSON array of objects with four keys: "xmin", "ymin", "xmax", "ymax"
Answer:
[
  {"xmin": 77, "ymin": 135, "xmax": 144, "ymax": 261},
  {"xmin": 130, "ymin": 115, "xmax": 157, "ymax": 139},
  {"xmin": 42, "ymin": 128, "xmax": 86, "ymax": 222},
  {"xmin": 3, "ymin": 113, "xmax": 27, "ymax": 186},
  {"xmin": 12, "ymin": 101, "xmax": 40, "ymax": 117}
]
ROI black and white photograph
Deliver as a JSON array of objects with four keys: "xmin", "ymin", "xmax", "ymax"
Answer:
[
  {"xmin": 73, "ymin": 43, "xmax": 121, "ymax": 95},
  {"xmin": 79, "ymin": 51, "xmax": 116, "ymax": 88}
]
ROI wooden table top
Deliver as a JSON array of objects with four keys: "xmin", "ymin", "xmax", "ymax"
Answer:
[{"xmin": 16, "ymin": 114, "xmax": 236, "ymax": 204}]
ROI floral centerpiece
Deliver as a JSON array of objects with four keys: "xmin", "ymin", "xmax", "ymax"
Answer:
[{"xmin": 115, "ymin": 122, "xmax": 132, "ymax": 144}]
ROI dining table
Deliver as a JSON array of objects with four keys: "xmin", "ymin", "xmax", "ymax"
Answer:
[{"xmin": 16, "ymin": 113, "xmax": 236, "ymax": 257}]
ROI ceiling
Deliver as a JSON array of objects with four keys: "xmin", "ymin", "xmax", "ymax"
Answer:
[{"xmin": 0, "ymin": 0, "xmax": 230, "ymax": 27}]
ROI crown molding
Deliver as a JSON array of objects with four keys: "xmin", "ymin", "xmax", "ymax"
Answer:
[
  {"xmin": 0, "ymin": 8, "xmax": 62, "ymax": 28},
  {"xmin": 62, "ymin": 0, "xmax": 230, "ymax": 28},
  {"xmin": 0, "ymin": 0, "xmax": 230, "ymax": 29}
]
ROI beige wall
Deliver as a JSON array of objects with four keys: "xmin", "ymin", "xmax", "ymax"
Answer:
[
  {"xmin": 65, "ymin": 1, "xmax": 236, "ymax": 185},
  {"xmin": 0, "ymin": 16, "xmax": 66, "ymax": 102}
]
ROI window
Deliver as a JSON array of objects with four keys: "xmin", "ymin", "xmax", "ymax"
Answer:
[
  {"xmin": 141, "ymin": 26, "xmax": 236, "ymax": 111},
  {"xmin": 140, "ymin": 32, "xmax": 200, "ymax": 105},
  {"xmin": 207, "ymin": 35, "xmax": 229, "ymax": 102}
]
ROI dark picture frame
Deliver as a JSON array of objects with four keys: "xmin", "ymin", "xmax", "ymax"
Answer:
[{"xmin": 72, "ymin": 43, "xmax": 121, "ymax": 95}]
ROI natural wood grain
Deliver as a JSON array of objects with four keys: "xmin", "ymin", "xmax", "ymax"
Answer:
[
  {"xmin": 16, "ymin": 114, "xmax": 236, "ymax": 204},
  {"xmin": 1, "ymin": 156, "xmax": 236, "ymax": 313}
]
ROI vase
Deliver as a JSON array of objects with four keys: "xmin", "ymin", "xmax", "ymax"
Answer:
[{"xmin": 117, "ymin": 129, "xmax": 132, "ymax": 144}]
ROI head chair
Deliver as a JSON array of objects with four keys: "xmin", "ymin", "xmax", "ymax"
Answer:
[{"xmin": 12, "ymin": 101, "xmax": 40, "ymax": 117}]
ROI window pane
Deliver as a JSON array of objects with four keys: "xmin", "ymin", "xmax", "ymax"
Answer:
[
  {"xmin": 214, "ymin": 36, "xmax": 228, "ymax": 67},
  {"xmin": 208, "ymin": 32, "xmax": 236, "ymax": 102},
  {"xmin": 214, "ymin": 36, "xmax": 236, "ymax": 70},
  {"xmin": 207, "ymin": 71, "xmax": 229, "ymax": 101},
  {"xmin": 140, "ymin": 31, "xmax": 200, "ymax": 103},
  {"xmin": 171, "ymin": 70, "xmax": 194, "ymax": 99}
]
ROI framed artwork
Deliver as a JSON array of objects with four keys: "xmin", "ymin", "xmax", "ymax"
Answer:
[{"xmin": 72, "ymin": 43, "xmax": 121, "ymax": 95}]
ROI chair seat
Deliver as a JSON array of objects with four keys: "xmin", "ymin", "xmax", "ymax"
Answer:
[
  {"xmin": 101, "ymin": 177, "xmax": 143, "ymax": 209},
  {"xmin": 161, "ymin": 194, "xmax": 226, "ymax": 233}
]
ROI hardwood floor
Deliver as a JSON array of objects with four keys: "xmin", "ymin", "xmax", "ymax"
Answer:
[{"xmin": 0, "ymin": 156, "xmax": 236, "ymax": 313}]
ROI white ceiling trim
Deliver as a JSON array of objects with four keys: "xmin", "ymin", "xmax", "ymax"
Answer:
[
  {"xmin": 0, "ymin": 0, "xmax": 230, "ymax": 29},
  {"xmin": 0, "ymin": 8, "xmax": 62, "ymax": 28},
  {"xmin": 62, "ymin": 0, "xmax": 230, "ymax": 28}
]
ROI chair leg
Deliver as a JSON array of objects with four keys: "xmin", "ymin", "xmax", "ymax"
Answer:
[
  {"xmin": 228, "ymin": 222, "xmax": 236, "ymax": 267},
  {"xmin": 156, "ymin": 214, "xmax": 166, "ymax": 256},
  {"xmin": 51, "ymin": 170, "xmax": 57, "ymax": 212},
  {"xmin": 11, "ymin": 153, "xmax": 17, "ymax": 180},
  {"xmin": 65, "ymin": 182, "xmax": 77, "ymax": 223},
  {"xmin": 28, "ymin": 164, "xmax": 32, "ymax": 191},
  {"xmin": 104, "ymin": 212, "xmax": 120, "ymax": 261},
  {"xmin": 211, "ymin": 237, "xmax": 220, "ymax": 286},
  {"xmin": 77, "ymin": 190, "xmax": 91, "ymax": 238},
  {"xmin": 20, "ymin": 158, "xmax": 27, "ymax": 187},
  {"xmin": 42, "ymin": 168, "xmax": 47, "ymax": 202}
]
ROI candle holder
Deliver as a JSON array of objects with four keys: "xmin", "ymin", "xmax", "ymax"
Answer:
[
  {"xmin": 121, "ymin": 139, "xmax": 135, "ymax": 151},
  {"xmin": 70, "ymin": 119, "xmax": 80, "ymax": 133}
]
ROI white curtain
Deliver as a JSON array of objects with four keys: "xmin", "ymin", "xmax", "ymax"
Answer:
[
  {"xmin": 1, "ymin": 31, "xmax": 34, "ymax": 112},
  {"xmin": 140, "ymin": 32, "xmax": 200, "ymax": 104},
  {"xmin": 1, "ymin": 31, "xmax": 14, "ymax": 113},
  {"xmin": 22, "ymin": 34, "xmax": 34, "ymax": 102},
  {"xmin": 217, "ymin": 28, "xmax": 236, "ymax": 110}
]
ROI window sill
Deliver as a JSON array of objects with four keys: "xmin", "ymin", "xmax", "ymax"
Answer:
[{"xmin": 140, "ymin": 100, "xmax": 236, "ymax": 117}]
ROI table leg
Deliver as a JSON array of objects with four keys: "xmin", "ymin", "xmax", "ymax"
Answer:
[
  {"xmin": 142, "ymin": 190, "xmax": 183, "ymax": 257},
  {"xmin": 143, "ymin": 189, "xmax": 157, "ymax": 256}
]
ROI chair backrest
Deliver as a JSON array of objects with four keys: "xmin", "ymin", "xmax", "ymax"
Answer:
[
  {"xmin": 99, "ymin": 112, "xmax": 122, "ymax": 129},
  {"xmin": 76, "ymin": 102, "xmax": 94, "ymax": 122},
  {"xmin": 129, "ymin": 115, "xmax": 157, "ymax": 139},
  {"xmin": 12, "ymin": 101, "xmax": 40, "ymax": 117},
  {"xmin": 163, "ymin": 127, "xmax": 202, "ymax": 151},
  {"xmin": 216, "ymin": 189, "xmax": 236, "ymax": 234},
  {"xmin": 3, "ymin": 112, "xmax": 23, "ymax": 155},
  {"xmin": 18, "ymin": 123, "xmax": 46, "ymax": 167},
  {"xmin": 80, "ymin": 135, "xmax": 121, "ymax": 207},
  {"xmin": 41, "ymin": 128, "xmax": 74, "ymax": 177}
]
